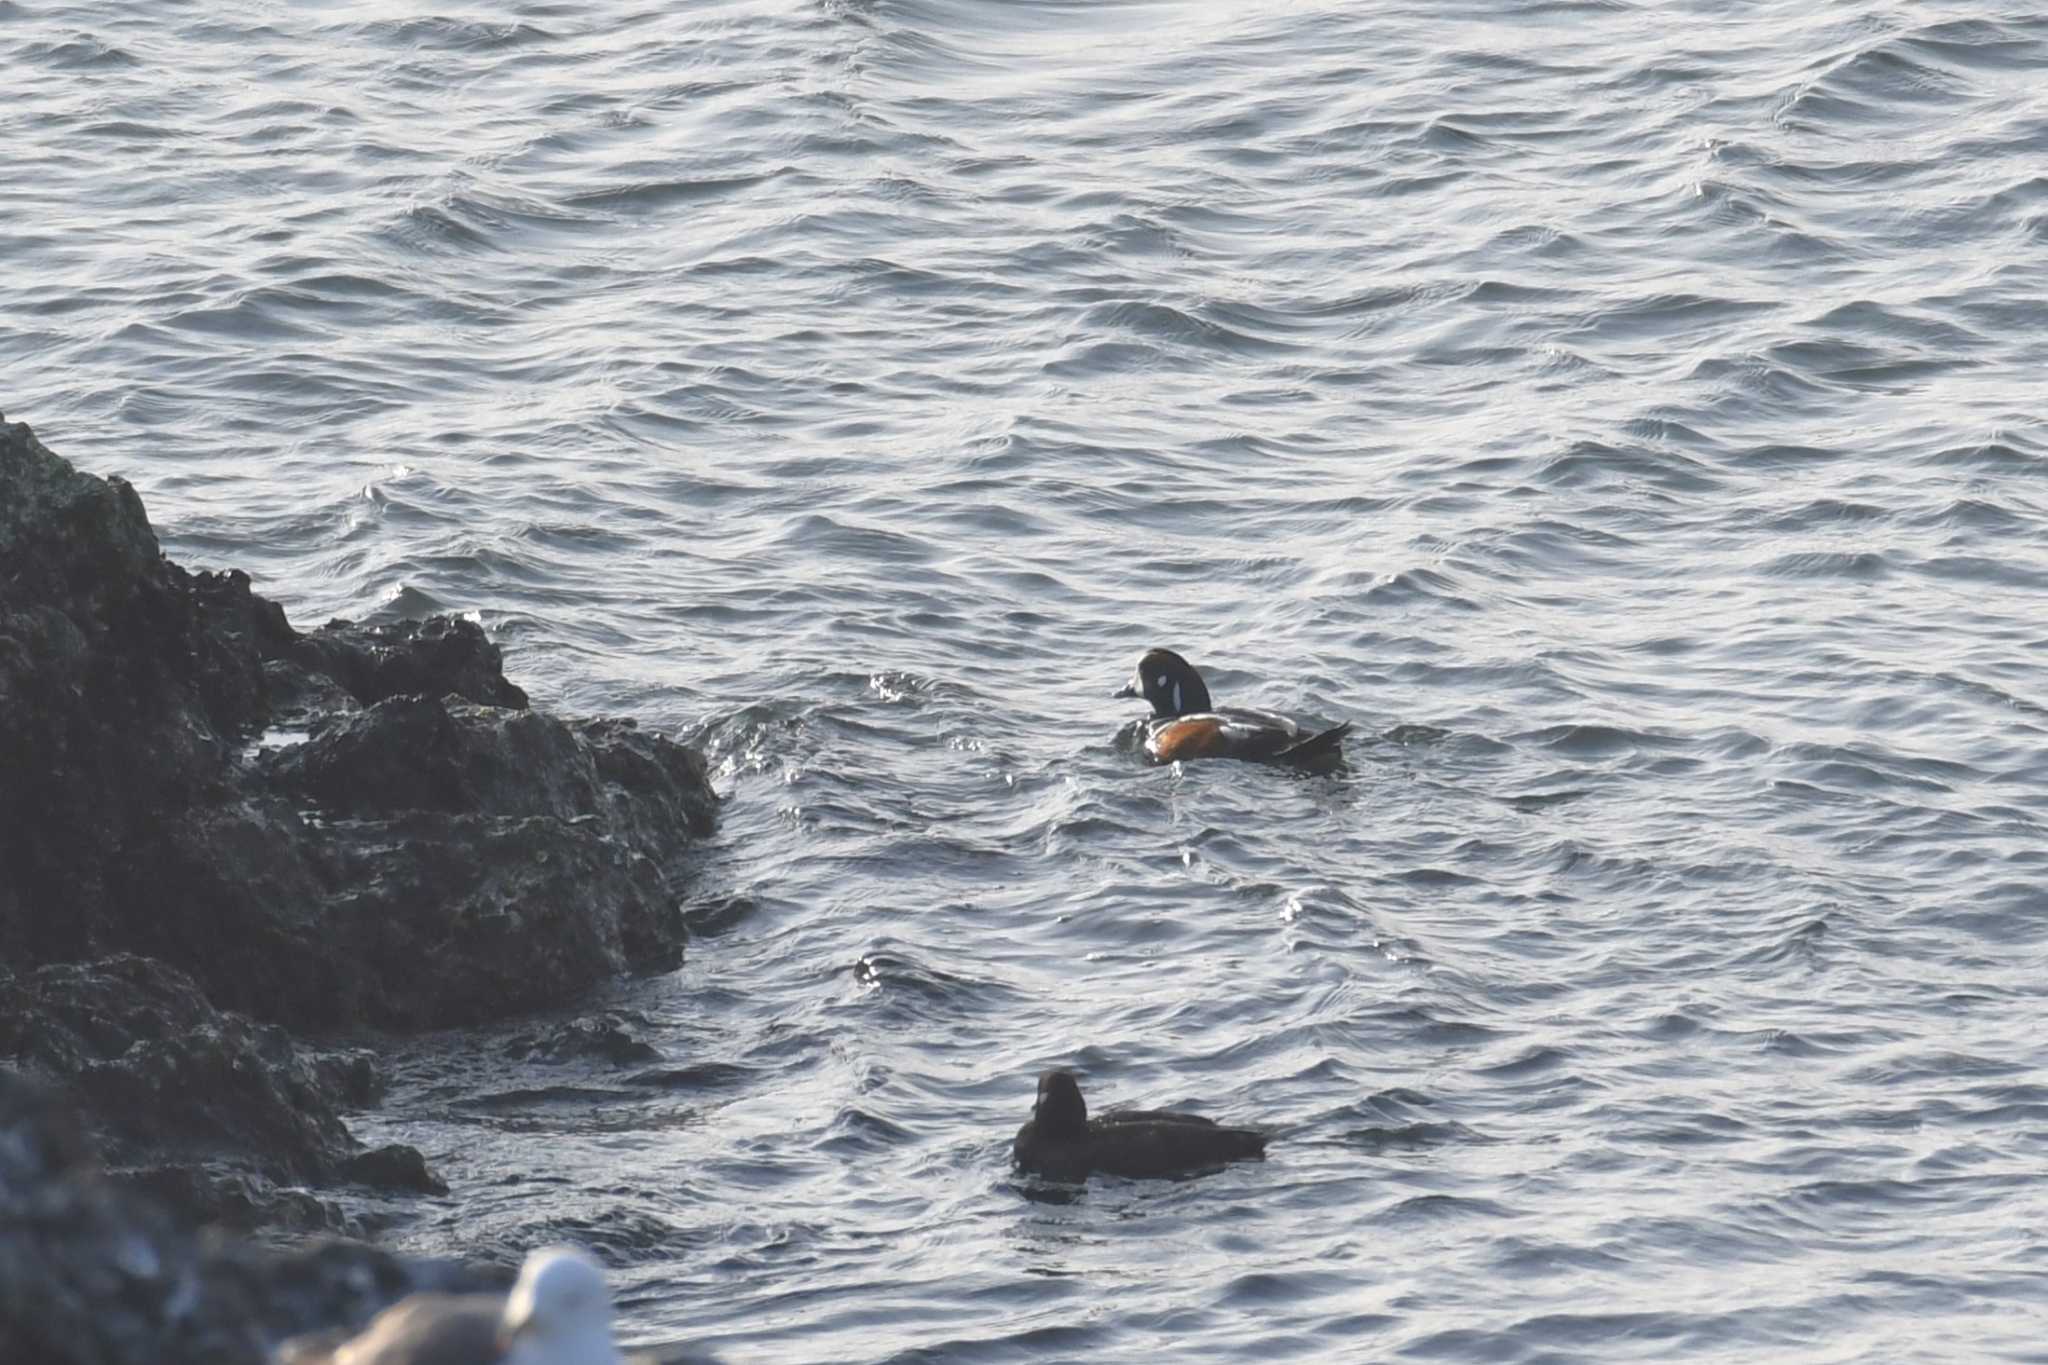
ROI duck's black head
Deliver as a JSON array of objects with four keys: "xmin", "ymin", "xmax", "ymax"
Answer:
[
  {"xmin": 1113, "ymin": 647, "xmax": 1213, "ymax": 719},
  {"xmin": 1033, "ymin": 1070, "xmax": 1090, "ymax": 1138}
]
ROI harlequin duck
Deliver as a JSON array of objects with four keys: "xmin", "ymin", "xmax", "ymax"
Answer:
[
  {"xmin": 1115, "ymin": 647, "xmax": 1351, "ymax": 769},
  {"xmin": 1012, "ymin": 1070, "xmax": 1269, "ymax": 1181}
]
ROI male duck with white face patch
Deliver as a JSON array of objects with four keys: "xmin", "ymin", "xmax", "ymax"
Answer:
[{"xmin": 1115, "ymin": 647, "xmax": 1350, "ymax": 769}]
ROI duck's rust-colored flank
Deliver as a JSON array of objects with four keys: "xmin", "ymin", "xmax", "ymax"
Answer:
[{"xmin": 1146, "ymin": 716, "xmax": 1229, "ymax": 762}]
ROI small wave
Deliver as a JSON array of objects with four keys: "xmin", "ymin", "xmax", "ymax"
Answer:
[
  {"xmin": 1904, "ymin": 15, "xmax": 2048, "ymax": 65},
  {"xmin": 23, "ymin": 36, "xmax": 138, "ymax": 68},
  {"xmin": 1756, "ymin": 549, "xmax": 1892, "ymax": 581},
  {"xmin": 377, "ymin": 202, "xmax": 499, "ymax": 257},
  {"xmin": 338, "ymin": 16, "xmax": 557, "ymax": 51},
  {"xmin": 566, "ymin": 172, "xmax": 781, "ymax": 213},
  {"xmin": 1078, "ymin": 299, "xmax": 1298, "ymax": 358}
]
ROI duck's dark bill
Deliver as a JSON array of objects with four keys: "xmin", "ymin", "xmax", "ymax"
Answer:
[{"xmin": 1113, "ymin": 681, "xmax": 1138, "ymax": 699}]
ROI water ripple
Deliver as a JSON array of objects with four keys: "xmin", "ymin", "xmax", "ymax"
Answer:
[{"xmin": 10, "ymin": 0, "xmax": 2048, "ymax": 1359}]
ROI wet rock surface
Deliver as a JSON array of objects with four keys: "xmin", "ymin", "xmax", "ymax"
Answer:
[
  {"xmin": 292, "ymin": 615, "xmax": 531, "ymax": 713},
  {"xmin": 0, "ymin": 413, "xmax": 723, "ymax": 1355},
  {"xmin": 0, "ymin": 410, "xmax": 717, "ymax": 1035},
  {"xmin": 0, "ymin": 1071, "xmax": 494, "ymax": 1365},
  {"xmin": 506, "ymin": 1011, "xmax": 668, "ymax": 1067},
  {"xmin": 0, "ymin": 955, "xmax": 437, "ymax": 1233},
  {"xmin": 0, "ymin": 412, "xmax": 717, "ymax": 1033},
  {"xmin": 0, "ymin": 1073, "xmax": 717, "ymax": 1365}
]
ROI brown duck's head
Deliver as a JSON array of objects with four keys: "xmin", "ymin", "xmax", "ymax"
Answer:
[{"xmin": 1033, "ymin": 1069, "xmax": 1089, "ymax": 1138}]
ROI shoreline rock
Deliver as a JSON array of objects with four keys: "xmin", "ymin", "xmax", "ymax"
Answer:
[
  {"xmin": 0, "ymin": 1070, "xmax": 499, "ymax": 1365},
  {"xmin": 0, "ymin": 954, "xmax": 437, "ymax": 1234},
  {"xmin": 0, "ymin": 412, "xmax": 724, "ymax": 1355},
  {"xmin": 0, "ymin": 409, "xmax": 717, "ymax": 1036}
]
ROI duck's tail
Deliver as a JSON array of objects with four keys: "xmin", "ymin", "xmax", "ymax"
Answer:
[{"xmin": 1276, "ymin": 720, "xmax": 1351, "ymax": 769}]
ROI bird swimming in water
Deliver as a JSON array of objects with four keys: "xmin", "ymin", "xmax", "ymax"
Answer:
[
  {"xmin": 1115, "ymin": 647, "xmax": 1350, "ymax": 769},
  {"xmin": 1012, "ymin": 1069, "xmax": 1269, "ymax": 1181}
]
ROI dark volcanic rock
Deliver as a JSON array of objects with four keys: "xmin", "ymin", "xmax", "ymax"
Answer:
[
  {"xmin": 0, "ymin": 411, "xmax": 719, "ymax": 1033},
  {"xmin": 0, "ymin": 955, "xmax": 436, "ymax": 1231},
  {"xmin": 243, "ymin": 698, "xmax": 716, "ymax": 1027},
  {"xmin": 0, "ymin": 414, "xmax": 737, "ymax": 1356},
  {"xmin": 0, "ymin": 437, "xmax": 273, "ymax": 966},
  {"xmin": 506, "ymin": 1011, "xmax": 667, "ymax": 1067},
  {"xmin": 0, "ymin": 1073, "xmax": 717, "ymax": 1365},
  {"xmin": 0, "ymin": 410, "xmax": 721, "ymax": 1239},
  {"xmin": 0, "ymin": 1070, "xmax": 493, "ymax": 1365},
  {"xmin": 295, "ymin": 615, "xmax": 529, "ymax": 711},
  {"xmin": 338, "ymin": 1145, "xmax": 447, "ymax": 1196}
]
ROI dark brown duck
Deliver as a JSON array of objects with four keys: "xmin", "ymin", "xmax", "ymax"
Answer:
[{"xmin": 1012, "ymin": 1070, "xmax": 1269, "ymax": 1181}]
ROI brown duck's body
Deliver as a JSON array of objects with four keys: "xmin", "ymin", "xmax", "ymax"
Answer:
[{"xmin": 1012, "ymin": 1070, "xmax": 1268, "ymax": 1182}]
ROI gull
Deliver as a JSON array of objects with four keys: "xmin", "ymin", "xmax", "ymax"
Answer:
[{"xmin": 275, "ymin": 1245, "xmax": 627, "ymax": 1365}]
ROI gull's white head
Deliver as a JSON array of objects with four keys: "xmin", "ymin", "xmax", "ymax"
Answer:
[{"xmin": 499, "ymin": 1246, "xmax": 620, "ymax": 1365}]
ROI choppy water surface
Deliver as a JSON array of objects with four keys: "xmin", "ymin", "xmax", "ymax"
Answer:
[{"xmin": 11, "ymin": 0, "xmax": 2048, "ymax": 1358}]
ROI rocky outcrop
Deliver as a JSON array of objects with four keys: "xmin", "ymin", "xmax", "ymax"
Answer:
[
  {"xmin": 1, "ymin": 1073, "xmax": 721, "ymax": 1365},
  {"xmin": 0, "ymin": 1070, "xmax": 497, "ymax": 1365},
  {"xmin": 252, "ymin": 699, "xmax": 712, "ymax": 1027},
  {"xmin": 0, "ymin": 956, "xmax": 438, "ymax": 1233},
  {"xmin": 0, "ymin": 409, "xmax": 720, "ymax": 1242},
  {"xmin": 0, "ymin": 410, "xmax": 718, "ymax": 1033},
  {"xmin": 291, "ymin": 615, "xmax": 530, "ymax": 713}
]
